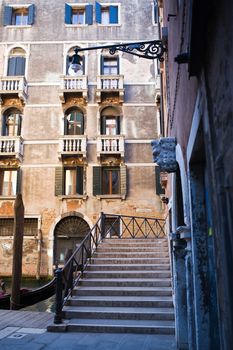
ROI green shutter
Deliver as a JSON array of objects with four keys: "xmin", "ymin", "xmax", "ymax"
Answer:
[
  {"xmin": 7, "ymin": 57, "xmax": 16, "ymax": 76},
  {"xmin": 155, "ymin": 166, "xmax": 165, "ymax": 195},
  {"xmin": 85, "ymin": 4, "xmax": 93, "ymax": 24},
  {"xmin": 120, "ymin": 165, "xmax": 127, "ymax": 197},
  {"xmin": 3, "ymin": 6, "xmax": 12, "ymax": 26},
  {"xmin": 116, "ymin": 116, "xmax": 120, "ymax": 135},
  {"xmin": 109, "ymin": 6, "xmax": 118, "ymax": 24},
  {"xmin": 101, "ymin": 116, "xmax": 106, "ymax": 135},
  {"xmin": 16, "ymin": 168, "xmax": 22, "ymax": 194},
  {"xmin": 93, "ymin": 167, "xmax": 102, "ymax": 195},
  {"xmin": 100, "ymin": 56, "xmax": 104, "ymax": 74},
  {"xmin": 28, "ymin": 4, "xmax": 35, "ymax": 25},
  {"xmin": 95, "ymin": 1, "xmax": 102, "ymax": 23},
  {"xmin": 76, "ymin": 167, "xmax": 83, "ymax": 195},
  {"xmin": 55, "ymin": 167, "xmax": 64, "ymax": 196},
  {"xmin": 65, "ymin": 3, "xmax": 72, "ymax": 24},
  {"xmin": 15, "ymin": 57, "xmax": 26, "ymax": 76}
]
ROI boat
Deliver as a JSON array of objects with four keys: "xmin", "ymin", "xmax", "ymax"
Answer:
[{"xmin": 0, "ymin": 277, "xmax": 56, "ymax": 310}]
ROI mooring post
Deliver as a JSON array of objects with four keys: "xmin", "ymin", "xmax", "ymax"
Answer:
[
  {"xmin": 54, "ymin": 268, "xmax": 63, "ymax": 324},
  {"xmin": 11, "ymin": 193, "xmax": 24, "ymax": 310}
]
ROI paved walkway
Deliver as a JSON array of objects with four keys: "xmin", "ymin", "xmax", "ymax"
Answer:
[{"xmin": 0, "ymin": 310, "xmax": 176, "ymax": 350}]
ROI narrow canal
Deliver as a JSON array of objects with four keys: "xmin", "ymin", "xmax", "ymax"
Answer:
[{"xmin": 1, "ymin": 277, "xmax": 55, "ymax": 312}]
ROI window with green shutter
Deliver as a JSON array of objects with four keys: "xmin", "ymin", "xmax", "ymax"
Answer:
[
  {"xmin": 96, "ymin": 2, "xmax": 119, "ymax": 24},
  {"xmin": 0, "ymin": 168, "xmax": 20, "ymax": 196},
  {"xmin": 65, "ymin": 3, "xmax": 93, "ymax": 25},
  {"xmin": 93, "ymin": 165, "xmax": 126, "ymax": 197},
  {"xmin": 3, "ymin": 5, "xmax": 35, "ymax": 26}
]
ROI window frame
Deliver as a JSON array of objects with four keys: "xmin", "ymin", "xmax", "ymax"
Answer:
[
  {"xmin": 3, "ymin": 4, "xmax": 35, "ymax": 27},
  {"xmin": 64, "ymin": 108, "xmax": 85, "ymax": 136},
  {"xmin": 96, "ymin": 2, "xmax": 121, "ymax": 26},
  {"xmin": 93, "ymin": 165, "xmax": 126, "ymax": 199},
  {"xmin": 65, "ymin": 3, "xmax": 93, "ymax": 26},
  {"xmin": 0, "ymin": 168, "xmax": 20, "ymax": 197},
  {"xmin": 64, "ymin": 166, "xmax": 84, "ymax": 196},
  {"xmin": 101, "ymin": 56, "xmax": 119, "ymax": 75},
  {"xmin": 2, "ymin": 109, "xmax": 22, "ymax": 136}
]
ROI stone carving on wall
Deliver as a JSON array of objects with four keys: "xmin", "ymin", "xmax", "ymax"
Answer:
[{"xmin": 151, "ymin": 137, "xmax": 177, "ymax": 173}]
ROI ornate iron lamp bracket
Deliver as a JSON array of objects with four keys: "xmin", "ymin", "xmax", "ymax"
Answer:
[{"xmin": 76, "ymin": 40, "xmax": 166, "ymax": 61}]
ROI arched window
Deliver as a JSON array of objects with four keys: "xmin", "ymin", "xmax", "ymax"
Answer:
[
  {"xmin": 66, "ymin": 47, "xmax": 85, "ymax": 76},
  {"xmin": 100, "ymin": 107, "xmax": 120, "ymax": 135},
  {"xmin": 2, "ymin": 108, "xmax": 22, "ymax": 136},
  {"xmin": 7, "ymin": 47, "xmax": 26, "ymax": 76},
  {"xmin": 101, "ymin": 55, "xmax": 119, "ymax": 75},
  {"xmin": 64, "ymin": 108, "xmax": 84, "ymax": 135}
]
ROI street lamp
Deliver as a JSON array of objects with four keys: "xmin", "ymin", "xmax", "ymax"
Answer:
[{"xmin": 69, "ymin": 39, "xmax": 166, "ymax": 73}]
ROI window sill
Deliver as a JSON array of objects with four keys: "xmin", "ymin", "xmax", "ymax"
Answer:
[
  {"xmin": 96, "ymin": 194, "xmax": 125, "ymax": 200},
  {"xmin": 5, "ymin": 25, "xmax": 32, "ymax": 28},
  {"xmin": 97, "ymin": 24, "xmax": 121, "ymax": 27},
  {"xmin": 65, "ymin": 24, "xmax": 88, "ymax": 27},
  {"xmin": 0, "ymin": 196, "xmax": 16, "ymax": 200},
  {"xmin": 59, "ymin": 195, "xmax": 88, "ymax": 200}
]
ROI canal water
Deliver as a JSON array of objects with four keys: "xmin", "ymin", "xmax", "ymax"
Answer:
[{"xmin": 1, "ymin": 277, "xmax": 55, "ymax": 313}]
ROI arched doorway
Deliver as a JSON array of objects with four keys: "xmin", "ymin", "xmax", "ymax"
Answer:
[{"xmin": 54, "ymin": 215, "xmax": 90, "ymax": 264}]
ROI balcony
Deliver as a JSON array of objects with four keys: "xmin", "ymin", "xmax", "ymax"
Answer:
[
  {"xmin": 0, "ymin": 76, "xmax": 28, "ymax": 103},
  {"xmin": 58, "ymin": 136, "xmax": 87, "ymax": 158},
  {"xmin": 97, "ymin": 135, "xmax": 125, "ymax": 159},
  {"xmin": 59, "ymin": 76, "xmax": 88, "ymax": 103},
  {"xmin": 96, "ymin": 75, "xmax": 124, "ymax": 103},
  {"xmin": 0, "ymin": 136, "xmax": 24, "ymax": 160}
]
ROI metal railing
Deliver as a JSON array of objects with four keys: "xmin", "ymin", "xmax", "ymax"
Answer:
[{"xmin": 53, "ymin": 212, "xmax": 165, "ymax": 323}]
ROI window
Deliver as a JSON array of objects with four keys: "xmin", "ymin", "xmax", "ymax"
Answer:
[
  {"xmin": 101, "ymin": 107, "xmax": 120, "ymax": 135},
  {"xmin": 101, "ymin": 57, "xmax": 119, "ymax": 75},
  {"xmin": 65, "ymin": 3, "xmax": 93, "ymax": 25},
  {"xmin": 3, "ymin": 5, "xmax": 35, "ymax": 26},
  {"xmin": 0, "ymin": 169, "xmax": 18, "ymax": 196},
  {"xmin": 96, "ymin": 2, "xmax": 119, "ymax": 25},
  {"xmin": 2, "ymin": 108, "xmax": 22, "ymax": 136},
  {"xmin": 93, "ymin": 165, "xmax": 127, "ymax": 197},
  {"xmin": 102, "ymin": 167, "xmax": 120, "ymax": 194},
  {"xmin": 7, "ymin": 47, "xmax": 26, "ymax": 76},
  {"xmin": 0, "ymin": 218, "xmax": 38, "ymax": 237},
  {"xmin": 55, "ymin": 166, "xmax": 85, "ymax": 196},
  {"xmin": 65, "ymin": 108, "xmax": 84, "ymax": 135},
  {"xmin": 64, "ymin": 167, "xmax": 83, "ymax": 195}
]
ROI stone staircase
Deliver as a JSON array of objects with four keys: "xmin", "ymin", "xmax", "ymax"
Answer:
[{"xmin": 50, "ymin": 237, "xmax": 175, "ymax": 334}]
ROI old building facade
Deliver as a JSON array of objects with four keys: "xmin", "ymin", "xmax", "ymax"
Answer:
[
  {"xmin": 155, "ymin": 0, "xmax": 233, "ymax": 349},
  {"xmin": 0, "ymin": 1, "xmax": 163, "ymax": 278}
]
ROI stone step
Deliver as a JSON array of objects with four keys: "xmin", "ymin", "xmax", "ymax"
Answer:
[
  {"xmin": 83, "ymin": 270, "xmax": 171, "ymax": 279},
  {"xmin": 79, "ymin": 278, "xmax": 172, "ymax": 287},
  {"xmin": 97, "ymin": 247, "xmax": 169, "ymax": 253},
  {"xmin": 73, "ymin": 286, "xmax": 172, "ymax": 297},
  {"xmin": 87, "ymin": 263, "xmax": 170, "ymax": 271},
  {"xmin": 62, "ymin": 306, "xmax": 175, "ymax": 321},
  {"xmin": 67, "ymin": 295, "xmax": 173, "ymax": 308},
  {"xmin": 49, "ymin": 318, "xmax": 175, "ymax": 335},
  {"xmin": 94, "ymin": 252, "xmax": 169, "ymax": 258},
  {"xmin": 103, "ymin": 238, "xmax": 167, "ymax": 244},
  {"xmin": 91, "ymin": 257, "xmax": 170, "ymax": 265}
]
